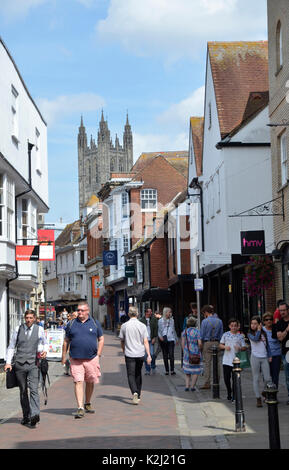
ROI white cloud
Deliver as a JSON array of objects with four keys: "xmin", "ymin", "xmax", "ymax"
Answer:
[
  {"xmin": 96, "ymin": 0, "xmax": 267, "ymax": 61},
  {"xmin": 133, "ymin": 132, "xmax": 188, "ymax": 162},
  {"xmin": 157, "ymin": 86, "xmax": 205, "ymax": 131},
  {"xmin": 0, "ymin": 0, "xmax": 49, "ymax": 19},
  {"xmin": 37, "ymin": 93, "xmax": 106, "ymax": 126}
]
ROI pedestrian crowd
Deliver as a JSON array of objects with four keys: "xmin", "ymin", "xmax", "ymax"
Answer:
[{"xmin": 3, "ymin": 298, "xmax": 289, "ymax": 427}]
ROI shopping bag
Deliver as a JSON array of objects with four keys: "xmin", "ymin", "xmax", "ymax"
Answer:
[{"xmin": 236, "ymin": 350, "xmax": 250, "ymax": 369}]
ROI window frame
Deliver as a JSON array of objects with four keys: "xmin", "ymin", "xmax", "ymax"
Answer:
[{"xmin": 140, "ymin": 189, "xmax": 157, "ymax": 212}]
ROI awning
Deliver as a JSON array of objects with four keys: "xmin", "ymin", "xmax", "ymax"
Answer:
[{"xmin": 141, "ymin": 288, "xmax": 173, "ymax": 303}]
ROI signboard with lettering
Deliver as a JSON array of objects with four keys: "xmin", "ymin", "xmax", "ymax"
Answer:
[
  {"xmin": 103, "ymin": 250, "xmax": 118, "ymax": 266},
  {"xmin": 16, "ymin": 245, "xmax": 39, "ymax": 261},
  {"xmin": 125, "ymin": 265, "xmax": 135, "ymax": 278},
  {"xmin": 194, "ymin": 278, "xmax": 204, "ymax": 291},
  {"xmin": 241, "ymin": 230, "xmax": 265, "ymax": 255},
  {"xmin": 38, "ymin": 229, "xmax": 55, "ymax": 261}
]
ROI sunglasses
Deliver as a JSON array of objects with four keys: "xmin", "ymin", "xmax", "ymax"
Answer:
[{"xmin": 264, "ymin": 318, "xmax": 272, "ymax": 322}]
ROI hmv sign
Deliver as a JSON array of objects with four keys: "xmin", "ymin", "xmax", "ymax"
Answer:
[{"xmin": 241, "ymin": 231, "xmax": 265, "ymax": 255}]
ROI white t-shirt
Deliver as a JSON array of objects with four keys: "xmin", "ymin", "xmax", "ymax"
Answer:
[
  {"xmin": 119, "ymin": 318, "xmax": 148, "ymax": 358},
  {"xmin": 220, "ymin": 331, "xmax": 246, "ymax": 366}
]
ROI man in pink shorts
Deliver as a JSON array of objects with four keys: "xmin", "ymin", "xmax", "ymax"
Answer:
[{"xmin": 62, "ymin": 301, "xmax": 104, "ymax": 418}]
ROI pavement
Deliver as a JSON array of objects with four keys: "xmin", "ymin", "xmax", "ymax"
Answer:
[{"xmin": 0, "ymin": 330, "xmax": 289, "ymax": 450}]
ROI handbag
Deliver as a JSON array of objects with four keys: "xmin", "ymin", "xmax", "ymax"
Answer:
[
  {"xmin": 6, "ymin": 365, "xmax": 18, "ymax": 389},
  {"xmin": 236, "ymin": 350, "xmax": 250, "ymax": 369},
  {"xmin": 162, "ymin": 320, "xmax": 170, "ymax": 344},
  {"xmin": 185, "ymin": 329, "xmax": 200, "ymax": 365},
  {"xmin": 6, "ymin": 325, "xmax": 22, "ymax": 389}
]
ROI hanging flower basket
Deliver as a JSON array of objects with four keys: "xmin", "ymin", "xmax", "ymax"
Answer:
[{"xmin": 243, "ymin": 255, "xmax": 274, "ymax": 297}]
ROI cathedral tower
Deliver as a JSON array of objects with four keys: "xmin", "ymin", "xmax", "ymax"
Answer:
[{"xmin": 77, "ymin": 112, "xmax": 134, "ymax": 216}]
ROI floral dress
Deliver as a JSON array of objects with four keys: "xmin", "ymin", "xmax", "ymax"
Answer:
[{"xmin": 182, "ymin": 327, "xmax": 203, "ymax": 375}]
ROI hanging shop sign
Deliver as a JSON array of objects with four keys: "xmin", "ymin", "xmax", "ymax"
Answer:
[
  {"xmin": 38, "ymin": 229, "xmax": 55, "ymax": 261},
  {"xmin": 16, "ymin": 245, "xmax": 39, "ymax": 261},
  {"xmin": 103, "ymin": 250, "xmax": 118, "ymax": 266},
  {"xmin": 125, "ymin": 265, "xmax": 135, "ymax": 278},
  {"xmin": 241, "ymin": 230, "xmax": 265, "ymax": 255},
  {"xmin": 92, "ymin": 275, "xmax": 103, "ymax": 298}
]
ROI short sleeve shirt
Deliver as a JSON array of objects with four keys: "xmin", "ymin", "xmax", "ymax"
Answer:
[
  {"xmin": 220, "ymin": 332, "xmax": 246, "ymax": 366},
  {"xmin": 66, "ymin": 316, "xmax": 103, "ymax": 359},
  {"xmin": 119, "ymin": 318, "xmax": 148, "ymax": 358}
]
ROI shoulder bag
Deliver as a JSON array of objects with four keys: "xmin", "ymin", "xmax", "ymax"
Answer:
[{"xmin": 186, "ymin": 328, "xmax": 200, "ymax": 364}]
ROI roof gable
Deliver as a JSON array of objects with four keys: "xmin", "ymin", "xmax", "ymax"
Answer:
[
  {"xmin": 132, "ymin": 151, "xmax": 188, "ymax": 177},
  {"xmin": 208, "ymin": 41, "xmax": 268, "ymax": 139}
]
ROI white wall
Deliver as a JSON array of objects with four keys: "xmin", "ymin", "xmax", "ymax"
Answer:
[{"xmin": 0, "ymin": 40, "xmax": 48, "ymax": 207}]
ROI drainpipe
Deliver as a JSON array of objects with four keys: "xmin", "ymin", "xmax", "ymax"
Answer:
[{"xmin": 6, "ymin": 142, "xmax": 34, "ymax": 345}]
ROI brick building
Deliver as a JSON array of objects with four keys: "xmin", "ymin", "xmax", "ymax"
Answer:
[{"xmin": 268, "ymin": 0, "xmax": 289, "ymax": 302}]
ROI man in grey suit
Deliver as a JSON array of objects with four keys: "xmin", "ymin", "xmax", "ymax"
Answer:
[{"xmin": 4, "ymin": 309, "xmax": 48, "ymax": 427}]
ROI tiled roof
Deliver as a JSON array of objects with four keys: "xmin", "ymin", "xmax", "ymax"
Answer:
[
  {"xmin": 208, "ymin": 41, "xmax": 268, "ymax": 139},
  {"xmin": 190, "ymin": 117, "xmax": 204, "ymax": 176},
  {"xmin": 132, "ymin": 151, "xmax": 188, "ymax": 176},
  {"xmin": 55, "ymin": 220, "xmax": 81, "ymax": 247}
]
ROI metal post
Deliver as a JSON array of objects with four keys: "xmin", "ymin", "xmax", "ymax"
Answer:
[
  {"xmin": 264, "ymin": 382, "xmax": 281, "ymax": 449},
  {"xmin": 211, "ymin": 344, "xmax": 220, "ymax": 398},
  {"xmin": 232, "ymin": 357, "xmax": 246, "ymax": 432}
]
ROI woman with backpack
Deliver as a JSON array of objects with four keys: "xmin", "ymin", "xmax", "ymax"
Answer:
[{"xmin": 247, "ymin": 316, "xmax": 272, "ymax": 407}]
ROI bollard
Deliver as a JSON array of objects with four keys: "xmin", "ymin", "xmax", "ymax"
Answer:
[
  {"xmin": 264, "ymin": 381, "xmax": 281, "ymax": 449},
  {"xmin": 232, "ymin": 357, "xmax": 246, "ymax": 432},
  {"xmin": 211, "ymin": 344, "xmax": 220, "ymax": 398}
]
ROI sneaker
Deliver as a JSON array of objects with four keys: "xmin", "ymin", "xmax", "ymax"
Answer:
[
  {"xmin": 151, "ymin": 369, "xmax": 156, "ymax": 375},
  {"xmin": 84, "ymin": 403, "xmax": 95, "ymax": 413},
  {"xmin": 30, "ymin": 415, "xmax": 40, "ymax": 427},
  {"xmin": 191, "ymin": 388, "xmax": 196, "ymax": 392},
  {"xmin": 171, "ymin": 371, "xmax": 176, "ymax": 375},
  {"xmin": 185, "ymin": 387, "xmax": 189, "ymax": 391},
  {"xmin": 74, "ymin": 408, "xmax": 85, "ymax": 418},
  {"xmin": 144, "ymin": 371, "xmax": 150, "ymax": 375},
  {"xmin": 132, "ymin": 392, "xmax": 139, "ymax": 405},
  {"xmin": 165, "ymin": 372, "xmax": 169, "ymax": 375},
  {"xmin": 21, "ymin": 417, "xmax": 30, "ymax": 426}
]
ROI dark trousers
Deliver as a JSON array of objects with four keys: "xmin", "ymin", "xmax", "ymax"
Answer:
[
  {"xmin": 15, "ymin": 362, "xmax": 40, "ymax": 419},
  {"xmin": 125, "ymin": 356, "xmax": 144, "ymax": 398},
  {"xmin": 270, "ymin": 355, "xmax": 281, "ymax": 388},
  {"xmin": 160, "ymin": 341, "xmax": 175, "ymax": 373},
  {"xmin": 223, "ymin": 365, "xmax": 234, "ymax": 399}
]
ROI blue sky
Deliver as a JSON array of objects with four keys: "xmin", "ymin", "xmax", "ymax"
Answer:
[{"xmin": 0, "ymin": 0, "xmax": 268, "ymax": 224}]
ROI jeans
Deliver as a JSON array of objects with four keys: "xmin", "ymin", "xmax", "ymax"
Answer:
[
  {"xmin": 282, "ymin": 354, "xmax": 289, "ymax": 397},
  {"xmin": 125, "ymin": 356, "xmax": 144, "ymax": 398},
  {"xmin": 269, "ymin": 355, "xmax": 281, "ymax": 388},
  {"xmin": 144, "ymin": 341, "xmax": 156, "ymax": 372},
  {"xmin": 223, "ymin": 365, "xmax": 234, "ymax": 399},
  {"xmin": 15, "ymin": 362, "xmax": 40, "ymax": 419},
  {"xmin": 160, "ymin": 340, "xmax": 175, "ymax": 373}
]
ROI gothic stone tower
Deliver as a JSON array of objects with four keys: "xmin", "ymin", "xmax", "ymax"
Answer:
[{"xmin": 78, "ymin": 111, "xmax": 133, "ymax": 215}]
